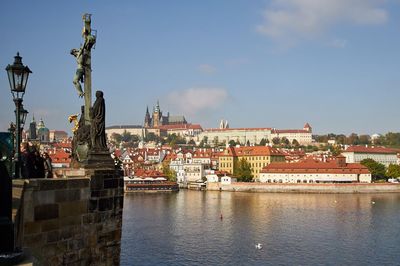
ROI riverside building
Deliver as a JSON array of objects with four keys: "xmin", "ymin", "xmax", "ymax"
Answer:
[
  {"xmin": 218, "ymin": 146, "xmax": 285, "ymax": 178},
  {"xmin": 259, "ymin": 155, "xmax": 371, "ymax": 183},
  {"xmin": 342, "ymin": 146, "xmax": 398, "ymax": 167}
]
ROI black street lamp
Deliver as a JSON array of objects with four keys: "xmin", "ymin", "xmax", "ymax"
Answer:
[
  {"xmin": 0, "ymin": 53, "xmax": 31, "ymax": 259},
  {"xmin": 6, "ymin": 52, "xmax": 31, "ymax": 179}
]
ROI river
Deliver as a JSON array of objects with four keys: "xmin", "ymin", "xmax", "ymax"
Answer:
[{"xmin": 120, "ymin": 190, "xmax": 400, "ymax": 265}]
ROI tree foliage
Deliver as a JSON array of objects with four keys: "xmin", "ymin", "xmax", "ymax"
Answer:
[
  {"xmin": 272, "ymin": 137, "xmax": 280, "ymax": 145},
  {"xmin": 229, "ymin": 139, "xmax": 237, "ymax": 147},
  {"xmin": 144, "ymin": 132, "xmax": 161, "ymax": 143},
  {"xmin": 166, "ymin": 133, "xmax": 186, "ymax": 147},
  {"xmin": 162, "ymin": 161, "xmax": 176, "ymax": 182},
  {"xmin": 258, "ymin": 138, "xmax": 268, "ymax": 146},
  {"xmin": 187, "ymin": 139, "xmax": 196, "ymax": 146},
  {"xmin": 234, "ymin": 158, "xmax": 253, "ymax": 182},
  {"xmin": 360, "ymin": 158, "xmax": 386, "ymax": 181},
  {"xmin": 386, "ymin": 164, "xmax": 400, "ymax": 178},
  {"xmin": 110, "ymin": 133, "xmax": 122, "ymax": 144}
]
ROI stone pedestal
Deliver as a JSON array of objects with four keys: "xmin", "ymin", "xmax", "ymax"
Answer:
[{"xmin": 85, "ymin": 149, "xmax": 114, "ymax": 169}]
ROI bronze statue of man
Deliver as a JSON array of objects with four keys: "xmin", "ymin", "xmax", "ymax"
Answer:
[{"xmin": 70, "ymin": 47, "xmax": 85, "ymax": 98}]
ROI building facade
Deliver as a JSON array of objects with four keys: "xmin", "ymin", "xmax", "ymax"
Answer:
[
  {"xmin": 342, "ymin": 146, "xmax": 398, "ymax": 167},
  {"xmin": 199, "ymin": 123, "xmax": 313, "ymax": 146},
  {"xmin": 218, "ymin": 146, "xmax": 286, "ymax": 178},
  {"xmin": 259, "ymin": 156, "xmax": 371, "ymax": 183}
]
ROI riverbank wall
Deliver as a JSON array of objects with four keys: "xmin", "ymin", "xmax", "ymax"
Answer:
[
  {"xmin": 207, "ymin": 182, "xmax": 400, "ymax": 193},
  {"xmin": 12, "ymin": 168, "xmax": 124, "ymax": 265}
]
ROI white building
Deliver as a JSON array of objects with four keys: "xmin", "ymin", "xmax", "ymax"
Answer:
[
  {"xmin": 342, "ymin": 146, "xmax": 398, "ymax": 167},
  {"xmin": 170, "ymin": 158, "xmax": 186, "ymax": 183},
  {"xmin": 270, "ymin": 123, "xmax": 313, "ymax": 145},
  {"xmin": 221, "ymin": 176, "xmax": 237, "ymax": 185},
  {"xmin": 183, "ymin": 163, "xmax": 204, "ymax": 183},
  {"xmin": 260, "ymin": 156, "xmax": 371, "ymax": 183},
  {"xmin": 198, "ymin": 123, "xmax": 313, "ymax": 146},
  {"xmin": 199, "ymin": 127, "xmax": 272, "ymax": 146}
]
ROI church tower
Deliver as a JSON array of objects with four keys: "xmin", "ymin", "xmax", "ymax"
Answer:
[
  {"xmin": 29, "ymin": 114, "xmax": 37, "ymax": 140},
  {"xmin": 144, "ymin": 106, "xmax": 151, "ymax": 128},
  {"xmin": 303, "ymin": 123, "xmax": 312, "ymax": 132},
  {"xmin": 152, "ymin": 100, "xmax": 162, "ymax": 128}
]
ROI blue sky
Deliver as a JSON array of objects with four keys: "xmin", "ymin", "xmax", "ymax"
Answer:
[{"xmin": 1, "ymin": 0, "xmax": 400, "ymax": 135}]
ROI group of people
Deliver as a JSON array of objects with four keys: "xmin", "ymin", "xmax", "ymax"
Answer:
[{"xmin": 21, "ymin": 143, "xmax": 53, "ymax": 179}]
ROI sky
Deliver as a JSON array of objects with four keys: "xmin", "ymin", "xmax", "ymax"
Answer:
[{"xmin": 1, "ymin": 0, "xmax": 400, "ymax": 136}]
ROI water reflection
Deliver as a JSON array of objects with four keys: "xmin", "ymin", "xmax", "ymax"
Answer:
[{"xmin": 121, "ymin": 191, "xmax": 400, "ymax": 265}]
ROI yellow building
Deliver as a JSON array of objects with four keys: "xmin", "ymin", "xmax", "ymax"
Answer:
[{"xmin": 218, "ymin": 146, "xmax": 285, "ymax": 179}]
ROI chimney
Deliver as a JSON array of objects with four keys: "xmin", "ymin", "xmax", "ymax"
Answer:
[{"xmin": 336, "ymin": 155, "xmax": 346, "ymax": 167}]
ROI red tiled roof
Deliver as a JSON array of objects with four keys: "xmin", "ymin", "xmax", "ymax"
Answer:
[
  {"xmin": 52, "ymin": 142, "xmax": 72, "ymax": 149},
  {"xmin": 344, "ymin": 146, "xmax": 397, "ymax": 154},
  {"xmin": 273, "ymin": 129, "xmax": 309, "ymax": 134},
  {"xmin": 204, "ymin": 127, "xmax": 272, "ymax": 132},
  {"xmin": 261, "ymin": 158, "xmax": 369, "ymax": 174},
  {"xmin": 49, "ymin": 149, "xmax": 71, "ymax": 163},
  {"xmin": 158, "ymin": 124, "xmax": 203, "ymax": 130}
]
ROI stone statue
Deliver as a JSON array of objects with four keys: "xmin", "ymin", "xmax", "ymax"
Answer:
[
  {"xmin": 70, "ymin": 106, "xmax": 91, "ymax": 163},
  {"xmin": 90, "ymin": 91, "xmax": 107, "ymax": 150}
]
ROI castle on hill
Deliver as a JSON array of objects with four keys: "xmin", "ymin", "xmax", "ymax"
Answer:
[{"xmin": 144, "ymin": 101, "xmax": 187, "ymax": 128}]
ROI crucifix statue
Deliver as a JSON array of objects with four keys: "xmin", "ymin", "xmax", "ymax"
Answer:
[{"xmin": 71, "ymin": 13, "xmax": 96, "ymax": 125}]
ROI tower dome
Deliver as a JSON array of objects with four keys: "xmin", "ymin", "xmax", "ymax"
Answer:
[{"xmin": 37, "ymin": 118, "xmax": 50, "ymax": 142}]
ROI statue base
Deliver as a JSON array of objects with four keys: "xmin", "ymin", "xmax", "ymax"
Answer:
[{"xmin": 83, "ymin": 149, "xmax": 114, "ymax": 169}]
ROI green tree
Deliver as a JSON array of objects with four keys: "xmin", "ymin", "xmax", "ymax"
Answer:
[
  {"xmin": 386, "ymin": 164, "xmax": 400, "ymax": 178},
  {"xmin": 213, "ymin": 136, "xmax": 219, "ymax": 147},
  {"xmin": 166, "ymin": 133, "xmax": 186, "ymax": 146},
  {"xmin": 111, "ymin": 133, "xmax": 122, "ymax": 144},
  {"xmin": 162, "ymin": 161, "xmax": 176, "ymax": 182},
  {"xmin": 187, "ymin": 139, "xmax": 196, "ymax": 146},
  {"xmin": 347, "ymin": 133, "xmax": 360, "ymax": 145},
  {"xmin": 228, "ymin": 139, "xmax": 237, "ymax": 147},
  {"xmin": 145, "ymin": 132, "xmax": 160, "ymax": 143},
  {"xmin": 329, "ymin": 145, "xmax": 342, "ymax": 156},
  {"xmin": 384, "ymin": 132, "xmax": 400, "ymax": 147},
  {"xmin": 359, "ymin": 135, "xmax": 370, "ymax": 145},
  {"xmin": 121, "ymin": 130, "xmax": 133, "ymax": 142},
  {"xmin": 292, "ymin": 139, "xmax": 299, "ymax": 147},
  {"xmin": 360, "ymin": 158, "xmax": 386, "ymax": 181},
  {"xmin": 259, "ymin": 138, "xmax": 268, "ymax": 146},
  {"xmin": 272, "ymin": 137, "xmax": 280, "ymax": 145},
  {"xmin": 234, "ymin": 158, "xmax": 253, "ymax": 182}
]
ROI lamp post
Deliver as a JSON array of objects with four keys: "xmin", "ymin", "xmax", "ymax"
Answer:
[
  {"xmin": 6, "ymin": 52, "xmax": 32, "ymax": 179},
  {"xmin": 0, "ymin": 53, "xmax": 30, "ymax": 260},
  {"xmin": 14, "ymin": 104, "xmax": 28, "ymax": 144}
]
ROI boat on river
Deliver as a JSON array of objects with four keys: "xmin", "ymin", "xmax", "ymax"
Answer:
[{"xmin": 124, "ymin": 176, "xmax": 179, "ymax": 192}]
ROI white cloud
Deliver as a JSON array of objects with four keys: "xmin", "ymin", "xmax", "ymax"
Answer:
[
  {"xmin": 198, "ymin": 64, "xmax": 217, "ymax": 74},
  {"xmin": 166, "ymin": 88, "xmax": 228, "ymax": 115},
  {"xmin": 257, "ymin": 0, "xmax": 388, "ymax": 44},
  {"xmin": 329, "ymin": 38, "xmax": 348, "ymax": 48}
]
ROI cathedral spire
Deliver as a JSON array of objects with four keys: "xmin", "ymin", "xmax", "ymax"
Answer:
[
  {"xmin": 154, "ymin": 100, "xmax": 160, "ymax": 113},
  {"xmin": 144, "ymin": 106, "xmax": 151, "ymax": 128}
]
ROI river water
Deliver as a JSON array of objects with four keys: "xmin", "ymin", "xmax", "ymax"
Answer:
[{"xmin": 120, "ymin": 190, "xmax": 400, "ymax": 265}]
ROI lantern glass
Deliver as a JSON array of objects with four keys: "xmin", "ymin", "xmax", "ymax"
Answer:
[
  {"xmin": 6, "ymin": 53, "xmax": 32, "ymax": 98},
  {"xmin": 20, "ymin": 108, "xmax": 28, "ymax": 127}
]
